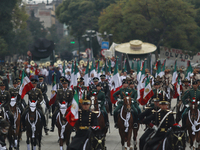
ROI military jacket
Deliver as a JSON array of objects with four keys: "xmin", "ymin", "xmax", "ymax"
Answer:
[
  {"xmin": 182, "ymin": 85, "xmax": 191, "ymax": 94},
  {"xmin": 91, "ymin": 89, "xmax": 105, "ymax": 107},
  {"xmin": 56, "ymin": 83, "xmax": 63, "ymax": 90},
  {"xmin": 77, "ymin": 110, "xmax": 98, "ymax": 127},
  {"xmin": 113, "ymin": 88, "xmax": 132, "ymax": 100},
  {"xmin": 36, "ymin": 82, "xmax": 47, "ymax": 94},
  {"xmin": 56, "ymin": 88, "xmax": 73, "ymax": 105},
  {"xmin": 27, "ymin": 88, "xmax": 43, "ymax": 104},
  {"xmin": 89, "ymin": 84, "xmax": 96, "ymax": 92},
  {"xmin": 74, "ymin": 85, "xmax": 87, "ymax": 92},
  {"xmin": 9, "ymin": 87, "xmax": 19, "ymax": 97},
  {"xmin": 152, "ymin": 89, "xmax": 163, "ymax": 99},
  {"xmin": 130, "ymin": 88, "xmax": 137, "ymax": 100},
  {"xmin": 100, "ymin": 81, "xmax": 109, "ymax": 96},
  {"xmin": 143, "ymin": 109, "xmax": 175, "ymax": 134},
  {"xmin": 182, "ymin": 88, "xmax": 200, "ymax": 105},
  {"xmin": 0, "ymin": 90, "xmax": 11, "ymax": 108}
]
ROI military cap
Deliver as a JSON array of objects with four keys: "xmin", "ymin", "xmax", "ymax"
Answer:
[
  {"xmin": 100, "ymin": 74, "xmax": 106, "ymax": 79},
  {"xmin": 82, "ymin": 99, "xmax": 91, "ymax": 105},
  {"xmin": 13, "ymin": 79, "xmax": 18, "ymax": 84},
  {"xmin": 31, "ymin": 78, "xmax": 38, "ymax": 84},
  {"xmin": 153, "ymin": 98, "xmax": 160, "ymax": 102},
  {"xmin": 0, "ymin": 82, "xmax": 5, "ymax": 86},
  {"xmin": 38, "ymin": 75, "xmax": 44, "ymax": 80},
  {"xmin": 159, "ymin": 100, "xmax": 169, "ymax": 105},
  {"xmin": 15, "ymin": 78, "xmax": 21, "ymax": 83},
  {"xmin": 193, "ymin": 80, "xmax": 198, "ymax": 85},
  {"xmin": 154, "ymin": 81, "xmax": 160, "ymax": 85},
  {"xmin": 59, "ymin": 76, "xmax": 65, "ymax": 81},
  {"xmin": 129, "ymin": 81, "xmax": 134, "ymax": 85},
  {"xmin": 130, "ymin": 69, "xmax": 134, "ymax": 72},
  {"xmin": 182, "ymin": 78, "xmax": 190, "ymax": 82},
  {"xmin": 126, "ymin": 76, "xmax": 131, "ymax": 81},
  {"xmin": 62, "ymin": 78, "xmax": 69, "ymax": 84},
  {"xmin": 93, "ymin": 77, "xmax": 99, "ymax": 82},
  {"xmin": 77, "ymin": 77, "xmax": 84, "ymax": 82}
]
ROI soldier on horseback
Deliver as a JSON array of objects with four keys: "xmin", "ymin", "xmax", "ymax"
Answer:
[
  {"xmin": 37, "ymin": 75, "xmax": 50, "ymax": 110},
  {"xmin": 0, "ymin": 81, "xmax": 15, "ymax": 130},
  {"xmin": 69, "ymin": 97, "xmax": 98, "ymax": 150},
  {"xmin": 50, "ymin": 78, "xmax": 73, "ymax": 132},
  {"xmin": 143, "ymin": 97, "xmax": 175, "ymax": 150},
  {"xmin": 0, "ymin": 116, "xmax": 10, "ymax": 150},
  {"xmin": 21, "ymin": 78, "xmax": 49, "ymax": 133},
  {"xmin": 182, "ymin": 80, "xmax": 200, "ymax": 127},
  {"xmin": 113, "ymin": 80, "xmax": 138, "ymax": 128},
  {"xmin": 91, "ymin": 83, "xmax": 109, "ymax": 127}
]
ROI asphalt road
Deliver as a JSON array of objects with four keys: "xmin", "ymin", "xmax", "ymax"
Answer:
[{"xmin": 5, "ymin": 85, "xmax": 190, "ymax": 150}]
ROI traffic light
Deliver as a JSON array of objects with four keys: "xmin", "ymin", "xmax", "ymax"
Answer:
[{"xmin": 70, "ymin": 39, "xmax": 75, "ymax": 44}]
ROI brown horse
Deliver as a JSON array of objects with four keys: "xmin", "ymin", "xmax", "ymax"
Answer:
[
  {"xmin": 56, "ymin": 102, "xmax": 71, "ymax": 150},
  {"xmin": 186, "ymin": 99, "xmax": 200, "ymax": 149},
  {"xmin": 7, "ymin": 97, "xmax": 21, "ymax": 150},
  {"xmin": 117, "ymin": 93, "xmax": 133, "ymax": 150},
  {"xmin": 90, "ymin": 93, "xmax": 108, "ymax": 135},
  {"xmin": 25, "ymin": 101, "xmax": 42, "ymax": 150}
]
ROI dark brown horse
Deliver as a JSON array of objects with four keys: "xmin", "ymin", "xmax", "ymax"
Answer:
[
  {"xmin": 7, "ymin": 97, "xmax": 21, "ymax": 150},
  {"xmin": 56, "ymin": 102, "xmax": 71, "ymax": 150},
  {"xmin": 0, "ymin": 103, "xmax": 7, "ymax": 142},
  {"xmin": 186, "ymin": 99, "xmax": 200, "ymax": 149},
  {"xmin": 90, "ymin": 94, "xmax": 108, "ymax": 136},
  {"xmin": 117, "ymin": 93, "xmax": 133, "ymax": 150},
  {"xmin": 25, "ymin": 101, "xmax": 42, "ymax": 150}
]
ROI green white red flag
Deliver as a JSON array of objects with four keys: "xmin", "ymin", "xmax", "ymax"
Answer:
[
  {"xmin": 70, "ymin": 61, "xmax": 74, "ymax": 89},
  {"xmin": 172, "ymin": 60, "xmax": 178, "ymax": 85},
  {"xmin": 19, "ymin": 70, "xmax": 34, "ymax": 99},
  {"xmin": 84, "ymin": 60, "xmax": 89, "ymax": 87},
  {"xmin": 65, "ymin": 91, "xmax": 79, "ymax": 126},
  {"xmin": 110, "ymin": 58, "xmax": 122, "ymax": 104},
  {"xmin": 174, "ymin": 73, "xmax": 182, "ymax": 98},
  {"xmin": 186, "ymin": 60, "xmax": 193, "ymax": 80}
]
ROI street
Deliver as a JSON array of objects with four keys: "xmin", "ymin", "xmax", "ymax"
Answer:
[{"xmin": 6, "ymin": 85, "xmax": 190, "ymax": 150}]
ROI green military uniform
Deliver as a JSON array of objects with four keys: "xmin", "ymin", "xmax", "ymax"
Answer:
[
  {"xmin": 130, "ymin": 88, "xmax": 141, "ymax": 114},
  {"xmin": 113, "ymin": 87, "xmax": 138, "ymax": 127}
]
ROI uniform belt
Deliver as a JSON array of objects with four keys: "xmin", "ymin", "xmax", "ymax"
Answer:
[
  {"xmin": 79, "ymin": 126, "xmax": 89, "ymax": 130},
  {"xmin": 160, "ymin": 128, "xmax": 166, "ymax": 132}
]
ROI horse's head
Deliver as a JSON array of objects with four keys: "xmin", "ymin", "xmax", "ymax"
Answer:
[
  {"xmin": 122, "ymin": 92, "xmax": 132, "ymax": 112},
  {"xmin": 169, "ymin": 126, "xmax": 186, "ymax": 150},
  {"xmin": 189, "ymin": 98, "xmax": 199, "ymax": 110},
  {"xmin": 28, "ymin": 100, "xmax": 37, "ymax": 122},
  {"xmin": 10, "ymin": 96, "xmax": 17, "ymax": 113},
  {"xmin": 90, "ymin": 127, "xmax": 106, "ymax": 150},
  {"xmin": 59, "ymin": 101, "xmax": 68, "ymax": 118}
]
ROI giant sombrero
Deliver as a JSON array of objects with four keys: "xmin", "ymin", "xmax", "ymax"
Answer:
[{"xmin": 115, "ymin": 40, "xmax": 157, "ymax": 54}]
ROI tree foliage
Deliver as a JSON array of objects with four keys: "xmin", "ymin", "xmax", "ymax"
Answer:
[
  {"xmin": 99, "ymin": 0, "xmax": 200, "ymax": 57},
  {"xmin": 56, "ymin": 0, "xmax": 115, "ymax": 37}
]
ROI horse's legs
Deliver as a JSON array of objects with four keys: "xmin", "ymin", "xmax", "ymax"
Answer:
[
  {"xmin": 26, "ymin": 136, "xmax": 30, "ymax": 150},
  {"xmin": 133, "ymin": 128, "xmax": 139, "ymax": 150},
  {"xmin": 65, "ymin": 131, "xmax": 71, "ymax": 150},
  {"xmin": 59, "ymin": 138, "xmax": 63, "ymax": 150},
  {"xmin": 126, "ymin": 129, "xmax": 132, "ymax": 150},
  {"xmin": 119, "ymin": 129, "xmax": 125, "ymax": 150}
]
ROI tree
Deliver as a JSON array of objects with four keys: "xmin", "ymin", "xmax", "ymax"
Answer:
[
  {"xmin": 99, "ymin": 0, "xmax": 200, "ymax": 58},
  {"xmin": 46, "ymin": 25, "xmax": 60, "ymax": 44},
  {"xmin": 0, "ymin": 37, "xmax": 8, "ymax": 58},
  {"xmin": 55, "ymin": 0, "xmax": 115, "ymax": 38}
]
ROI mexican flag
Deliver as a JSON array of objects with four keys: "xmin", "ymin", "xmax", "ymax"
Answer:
[
  {"xmin": 154, "ymin": 60, "xmax": 161, "ymax": 78},
  {"xmin": 137, "ymin": 59, "xmax": 141, "ymax": 82},
  {"xmin": 137, "ymin": 61, "xmax": 146, "ymax": 103},
  {"xmin": 70, "ymin": 61, "xmax": 74, "ymax": 89},
  {"xmin": 49, "ymin": 73, "xmax": 57, "ymax": 106},
  {"xmin": 174, "ymin": 73, "xmax": 182, "ymax": 98},
  {"xmin": 186, "ymin": 60, "xmax": 193, "ymax": 80},
  {"xmin": 107, "ymin": 59, "xmax": 111, "ymax": 73},
  {"xmin": 159, "ymin": 59, "xmax": 166, "ymax": 77},
  {"xmin": 84, "ymin": 61, "xmax": 89, "ymax": 88},
  {"xmin": 65, "ymin": 91, "xmax": 79, "ymax": 127},
  {"xmin": 73, "ymin": 61, "xmax": 79, "ymax": 87},
  {"xmin": 110, "ymin": 58, "xmax": 122, "ymax": 104},
  {"xmin": 19, "ymin": 70, "xmax": 34, "ymax": 99},
  {"xmin": 172, "ymin": 60, "xmax": 178, "ymax": 85},
  {"xmin": 62, "ymin": 61, "xmax": 65, "ymax": 76},
  {"xmin": 90, "ymin": 61, "xmax": 97, "ymax": 77},
  {"xmin": 142, "ymin": 74, "xmax": 154, "ymax": 105}
]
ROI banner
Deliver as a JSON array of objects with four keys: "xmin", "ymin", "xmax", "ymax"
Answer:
[{"xmin": 160, "ymin": 46, "xmax": 200, "ymax": 63}]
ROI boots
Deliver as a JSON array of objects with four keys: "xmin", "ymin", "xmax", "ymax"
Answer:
[{"xmin": 114, "ymin": 112, "xmax": 118, "ymax": 128}]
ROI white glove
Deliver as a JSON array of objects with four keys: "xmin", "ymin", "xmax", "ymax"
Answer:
[
  {"xmin": 152, "ymin": 125, "xmax": 158, "ymax": 131},
  {"xmin": 185, "ymin": 104, "xmax": 189, "ymax": 108}
]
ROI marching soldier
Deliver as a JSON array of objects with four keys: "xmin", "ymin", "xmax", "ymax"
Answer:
[
  {"xmin": 50, "ymin": 78, "xmax": 73, "ymax": 132},
  {"xmin": 142, "ymin": 97, "xmax": 175, "ymax": 149},
  {"xmin": 37, "ymin": 75, "xmax": 50, "ymax": 110},
  {"xmin": 57, "ymin": 76, "xmax": 64, "ymax": 90},
  {"xmin": 113, "ymin": 80, "xmax": 138, "ymax": 128},
  {"xmin": 179, "ymin": 67, "xmax": 185, "ymax": 80},
  {"xmin": 69, "ymin": 97, "xmax": 98, "ymax": 150},
  {"xmin": 139, "ymin": 97, "xmax": 160, "ymax": 150},
  {"xmin": 21, "ymin": 78, "xmax": 49, "ymax": 133},
  {"xmin": 182, "ymin": 80, "xmax": 200, "ymax": 127},
  {"xmin": 193, "ymin": 69, "xmax": 200, "ymax": 81},
  {"xmin": 0, "ymin": 82, "xmax": 15, "ymax": 129},
  {"xmin": 74, "ymin": 77, "xmax": 87, "ymax": 99},
  {"xmin": 163, "ymin": 69, "xmax": 172, "ymax": 84},
  {"xmin": 91, "ymin": 83, "xmax": 109, "ymax": 127},
  {"xmin": 182, "ymin": 78, "xmax": 191, "ymax": 94}
]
